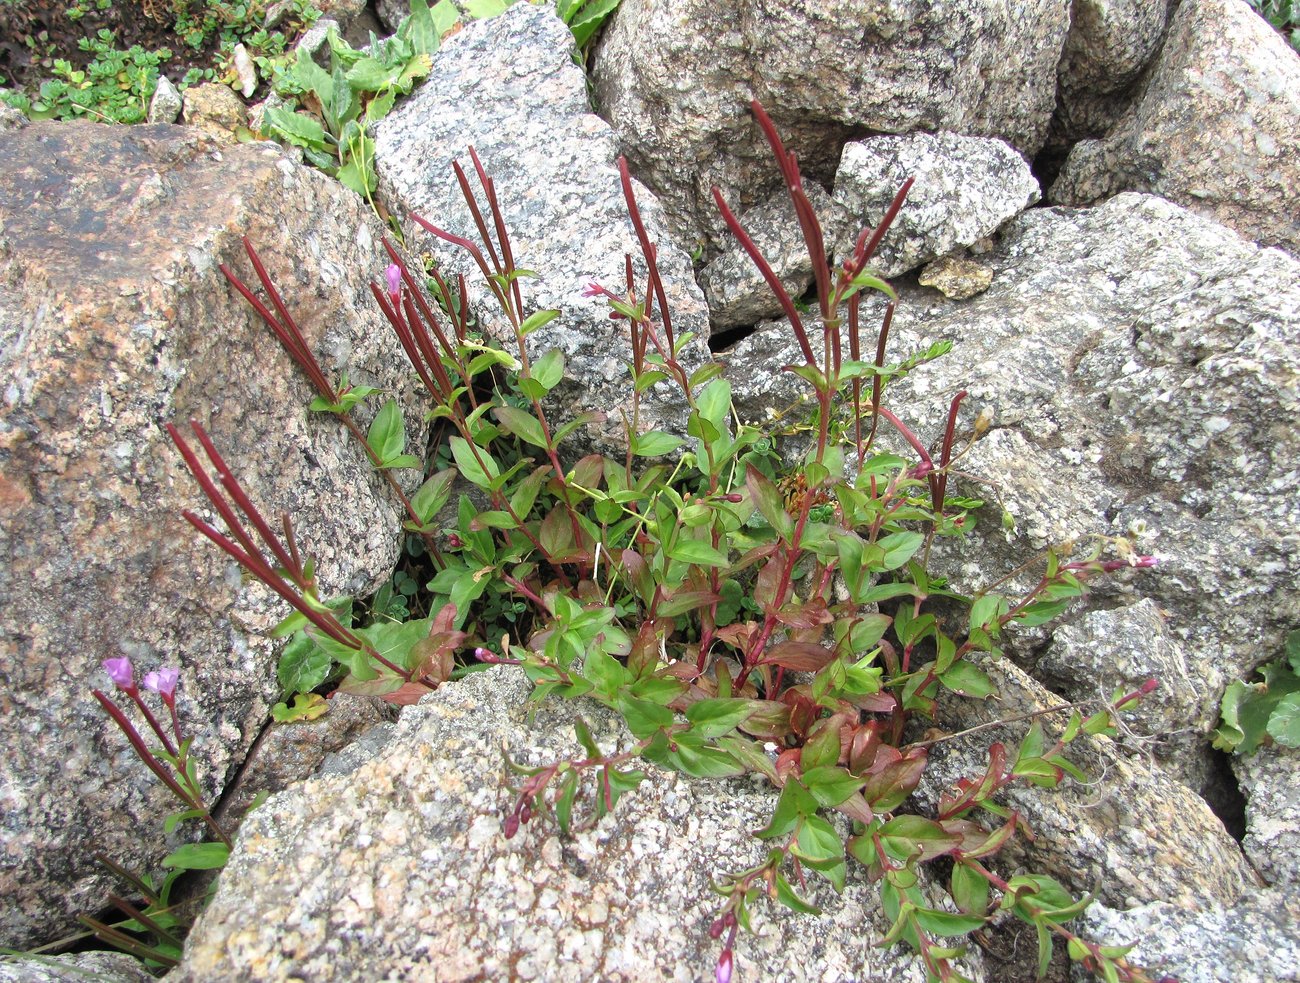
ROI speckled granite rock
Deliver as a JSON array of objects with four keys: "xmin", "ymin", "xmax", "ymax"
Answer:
[
  {"xmin": 591, "ymin": 0, "xmax": 1070, "ymax": 247},
  {"xmin": 374, "ymin": 2, "xmax": 710, "ymax": 452},
  {"xmin": 1050, "ymin": 0, "xmax": 1300, "ymax": 257},
  {"xmin": 1233, "ymin": 745, "xmax": 1300, "ymax": 891},
  {"xmin": 173, "ymin": 666, "xmax": 987, "ymax": 982},
  {"xmin": 0, "ymin": 950, "xmax": 155, "ymax": 983},
  {"xmin": 914, "ymin": 659, "xmax": 1253, "ymax": 910},
  {"xmin": 699, "ymin": 181, "xmax": 841, "ymax": 329},
  {"xmin": 1051, "ymin": 0, "xmax": 1170, "ymax": 145},
  {"xmin": 1033, "ymin": 599, "xmax": 1216, "ymax": 791},
  {"xmin": 1075, "ymin": 890, "xmax": 1300, "ymax": 983},
  {"xmin": 728, "ymin": 194, "xmax": 1300, "ymax": 714},
  {"xmin": 0, "ymin": 122, "xmax": 422, "ymax": 948},
  {"xmin": 832, "ymin": 132, "xmax": 1040, "ymax": 277}
]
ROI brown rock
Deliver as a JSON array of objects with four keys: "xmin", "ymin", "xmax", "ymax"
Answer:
[{"xmin": 181, "ymin": 83, "xmax": 248, "ymax": 143}]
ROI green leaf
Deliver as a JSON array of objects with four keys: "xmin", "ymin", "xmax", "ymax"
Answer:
[
  {"xmin": 554, "ymin": 769, "xmax": 579, "ymax": 833},
  {"xmin": 684, "ymin": 698, "xmax": 759, "ymax": 738},
  {"xmin": 277, "ymin": 633, "xmax": 333, "ymax": 694},
  {"xmin": 952, "ymin": 862, "xmax": 991, "ymax": 915},
  {"xmin": 913, "ymin": 907, "xmax": 987, "ymax": 938},
  {"xmin": 939, "ymin": 661, "xmax": 993, "ymax": 699},
  {"xmin": 409, "ymin": 468, "xmax": 457, "ymax": 526},
  {"xmin": 337, "ymin": 149, "xmax": 377, "ymax": 197},
  {"xmin": 617, "ymin": 695, "xmax": 675, "ymax": 738},
  {"xmin": 969, "ymin": 593, "xmax": 1008, "ymax": 632},
  {"xmin": 292, "ymin": 46, "xmax": 333, "ymax": 104},
  {"xmin": 163, "ymin": 807, "xmax": 207, "ymax": 835},
  {"xmin": 877, "ymin": 530, "xmax": 924, "ymax": 571},
  {"xmin": 265, "ymin": 106, "xmax": 328, "ymax": 150},
  {"xmin": 162, "ymin": 842, "xmax": 229, "ymax": 871},
  {"xmin": 449, "ymin": 435, "xmax": 499, "ymax": 488},
  {"xmin": 367, "ymin": 398, "xmax": 406, "ymax": 463},
  {"xmin": 774, "ymin": 871, "xmax": 821, "ymax": 915},
  {"xmin": 757, "ymin": 780, "xmax": 818, "ymax": 839},
  {"xmin": 345, "ymin": 56, "xmax": 400, "ymax": 92},
  {"xmin": 666, "ymin": 538, "xmax": 730, "ymax": 568},
  {"xmin": 271, "ymin": 692, "xmax": 330, "ymax": 723},
  {"xmin": 842, "ymin": 268, "xmax": 897, "ymax": 304},
  {"xmin": 464, "ymin": 0, "xmax": 512, "ymax": 15},
  {"xmin": 521, "ymin": 310, "xmax": 561, "ymax": 338},
  {"xmin": 878, "ymin": 815, "xmax": 961, "ymax": 863},
  {"xmin": 494, "ymin": 404, "xmax": 549, "ymax": 449},
  {"xmin": 746, "ymin": 464, "xmax": 794, "ymax": 539},
  {"xmin": 659, "ymin": 741, "xmax": 745, "ymax": 778},
  {"xmin": 632, "ymin": 430, "xmax": 684, "ymax": 457},
  {"xmin": 1267, "ymin": 692, "xmax": 1300, "ymax": 747},
  {"xmin": 794, "ymin": 814, "xmax": 844, "ymax": 864},
  {"xmin": 801, "ymin": 766, "xmax": 865, "ymax": 808}
]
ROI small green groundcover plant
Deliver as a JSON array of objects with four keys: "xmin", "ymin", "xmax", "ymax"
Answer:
[
  {"xmin": 1214, "ymin": 629, "xmax": 1300, "ymax": 755},
  {"xmin": 91, "ymin": 101, "xmax": 1168, "ymax": 982},
  {"xmin": 1246, "ymin": 0, "xmax": 1300, "ymax": 50}
]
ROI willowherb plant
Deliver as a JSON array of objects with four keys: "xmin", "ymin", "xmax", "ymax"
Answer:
[
  {"xmin": 173, "ymin": 100, "xmax": 1164, "ymax": 982},
  {"xmin": 87, "ymin": 658, "xmax": 235, "ymax": 967}
]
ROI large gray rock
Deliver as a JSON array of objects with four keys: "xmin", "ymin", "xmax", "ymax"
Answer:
[
  {"xmin": 1233, "ymin": 745, "xmax": 1300, "ymax": 891},
  {"xmin": 1034, "ymin": 599, "xmax": 1215, "ymax": 790},
  {"xmin": 728, "ymin": 193, "xmax": 1300, "ymax": 739},
  {"xmin": 1050, "ymin": 0, "xmax": 1300, "ymax": 257},
  {"xmin": 1076, "ymin": 891, "xmax": 1300, "ymax": 983},
  {"xmin": 591, "ymin": 0, "xmax": 1071, "ymax": 247},
  {"xmin": 832, "ymin": 132, "xmax": 1041, "ymax": 277},
  {"xmin": 0, "ymin": 122, "xmax": 421, "ymax": 947},
  {"xmin": 0, "ymin": 951, "xmax": 154, "ymax": 983},
  {"xmin": 699, "ymin": 181, "xmax": 841, "ymax": 329},
  {"xmin": 913, "ymin": 660, "xmax": 1253, "ymax": 910},
  {"xmin": 173, "ymin": 666, "xmax": 987, "ymax": 982},
  {"xmin": 374, "ymin": 2, "xmax": 710, "ymax": 451},
  {"xmin": 1051, "ymin": 0, "xmax": 1170, "ymax": 144}
]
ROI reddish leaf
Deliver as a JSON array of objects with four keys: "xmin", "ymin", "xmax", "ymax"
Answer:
[
  {"xmin": 754, "ymin": 553, "xmax": 790, "ymax": 611},
  {"xmin": 775, "ymin": 596, "xmax": 833, "ymax": 629},
  {"xmin": 760, "ymin": 641, "xmax": 836, "ymax": 671},
  {"xmin": 861, "ymin": 752, "xmax": 928, "ymax": 813},
  {"xmin": 379, "ymin": 681, "xmax": 437, "ymax": 705}
]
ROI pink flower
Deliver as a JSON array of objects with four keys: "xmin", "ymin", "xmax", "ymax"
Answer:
[
  {"xmin": 143, "ymin": 667, "xmax": 181, "ymax": 700},
  {"xmin": 385, "ymin": 263, "xmax": 402, "ymax": 298},
  {"xmin": 581, "ymin": 281, "xmax": 606, "ymax": 298},
  {"xmin": 716, "ymin": 949, "xmax": 734, "ymax": 983},
  {"xmin": 102, "ymin": 657, "xmax": 135, "ymax": 692}
]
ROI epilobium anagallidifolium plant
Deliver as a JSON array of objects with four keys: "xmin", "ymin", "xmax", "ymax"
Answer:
[
  {"xmin": 173, "ymin": 100, "xmax": 1163, "ymax": 983},
  {"xmin": 88, "ymin": 658, "xmax": 236, "ymax": 968}
]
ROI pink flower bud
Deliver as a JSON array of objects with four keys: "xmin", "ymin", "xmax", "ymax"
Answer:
[
  {"xmin": 143, "ymin": 667, "xmax": 180, "ymax": 700},
  {"xmin": 385, "ymin": 263, "xmax": 402, "ymax": 298},
  {"xmin": 581, "ymin": 281, "xmax": 605, "ymax": 298},
  {"xmin": 1139, "ymin": 678, "xmax": 1159, "ymax": 695},
  {"xmin": 102, "ymin": 657, "xmax": 135, "ymax": 692},
  {"xmin": 503, "ymin": 813, "xmax": 519, "ymax": 839},
  {"xmin": 723, "ymin": 494, "xmax": 744, "ymax": 503},
  {"xmin": 716, "ymin": 949, "xmax": 734, "ymax": 983}
]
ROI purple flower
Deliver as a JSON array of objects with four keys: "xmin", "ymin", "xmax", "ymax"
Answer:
[
  {"xmin": 385, "ymin": 263, "xmax": 402, "ymax": 298},
  {"xmin": 716, "ymin": 949, "xmax": 734, "ymax": 983},
  {"xmin": 143, "ymin": 667, "xmax": 181, "ymax": 700},
  {"xmin": 102, "ymin": 657, "xmax": 135, "ymax": 692}
]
